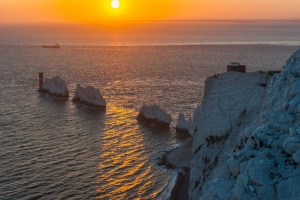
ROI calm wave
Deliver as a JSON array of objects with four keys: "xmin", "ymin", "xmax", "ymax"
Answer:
[{"xmin": 1, "ymin": 21, "xmax": 300, "ymax": 46}]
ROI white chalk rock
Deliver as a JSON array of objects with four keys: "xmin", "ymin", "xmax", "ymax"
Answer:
[
  {"xmin": 201, "ymin": 177, "xmax": 235, "ymax": 200},
  {"xmin": 248, "ymin": 185, "xmax": 255, "ymax": 193},
  {"xmin": 286, "ymin": 48, "xmax": 300, "ymax": 65},
  {"xmin": 246, "ymin": 157, "xmax": 273, "ymax": 186},
  {"xmin": 221, "ymin": 164, "xmax": 231, "ymax": 179},
  {"xmin": 233, "ymin": 183, "xmax": 245, "ymax": 200},
  {"xmin": 241, "ymin": 173, "xmax": 250, "ymax": 188},
  {"xmin": 291, "ymin": 80, "xmax": 300, "ymax": 95},
  {"xmin": 239, "ymin": 125, "xmax": 258, "ymax": 142},
  {"xmin": 277, "ymin": 177, "xmax": 300, "ymax": 200},
  {"xmin": 257, "ymin": 184, "xmax": 276, "ymax": 200},
  {"xmin": 288, "ymin": 96, "xmax": 300, "ymax": 112},
  {"xmin": 292, "ymin": 150, "xmax": 300, "ymax": 164},
  {"xmin": 138, "ymin": 104, "xmax": 171, "ymax": 126},
  {"xmin": 73, "ymin": 84, "xmax": 106, "ymax": 107},
  {"xmin": 295, "ymin": 127, "xmax": 300, "ymax": 135},
  {"xmin": 43, "ymin": 75, "xmax": 69, "ymax": 98},
  {"xmin": 283, "ymin": 136, "xmax": 300, "ymax": 154},
  {"xmin": 176, "ymin": 112, "xmax": 194, "ymax": 135},
  {"xmin": 228, "ymin": 158, "xmax": 240, "ymax": 177}
]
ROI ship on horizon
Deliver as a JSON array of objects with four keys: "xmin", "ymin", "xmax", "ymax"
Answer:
[{"xmin": 43, "ymin": 44, "xmax": 60, "ymax": 48}]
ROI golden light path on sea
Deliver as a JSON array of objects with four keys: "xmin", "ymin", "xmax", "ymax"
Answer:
[{"xmin": 96, "ymin": 104, "xmax": 158, "ymax": 199}]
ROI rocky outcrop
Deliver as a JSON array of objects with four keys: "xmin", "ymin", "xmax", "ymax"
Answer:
[
  {"xmin": 158, "ymin": 138, "xmax": 193, "ymax": 169},
  {"xmin": 189, "ymin": 71, "xmax": 271, "ymax": 199},
  {"xmin": 73, "ymin": 84, "xmax": 106, "ymax": 108},
  {"xmin": 195, "ymin": 48, "xmax": 300, "ymax": 200},
  {"xmin": 137, "ymin": 104, "xmax": 171, "ymax": 126},
  {"xmin": 42, "ymin": 75, "xmax": 69, "ymax": 98},
  {"xmin": 176, "ymin": 113, "xmax": 194, "ymax": 135},
  {"xmin": 158, "ymin": 138, "xmax": 192, "ymax": 200}
]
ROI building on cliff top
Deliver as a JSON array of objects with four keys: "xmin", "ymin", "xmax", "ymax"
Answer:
[{"xmin": 227, "ymin": 62, "xmax": 246, "ymax": 73}]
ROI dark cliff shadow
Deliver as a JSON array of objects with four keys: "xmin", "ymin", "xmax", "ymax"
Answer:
[
  {"xmin": 38, "ymin": 92, "xmax": 69, "ymax": 106},
  {"xmin": 137, "ymin": 121, "xmax": 171, "ymax": 136},
  {"xmin": 73, "ymin": 103, "xmax": 106, "ymax": 120}
]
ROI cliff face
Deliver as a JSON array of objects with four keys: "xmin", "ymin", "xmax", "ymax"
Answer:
[
  {"xmin": 190, "ymin": 48, "xmax": 300, "ymax": 200},
  {"xmin": 189, "ymin": 71, "xmax": 271, "ymax": 199}
]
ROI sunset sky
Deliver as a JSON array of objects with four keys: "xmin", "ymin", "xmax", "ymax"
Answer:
[{"xmin": 1, "ymin": 0, "xmax": 300, "ymax": 23}]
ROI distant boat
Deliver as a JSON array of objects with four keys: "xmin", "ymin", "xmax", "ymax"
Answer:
[{"xmin": 43, "ymin": 44, "xmax": 60, "ymax": 48}]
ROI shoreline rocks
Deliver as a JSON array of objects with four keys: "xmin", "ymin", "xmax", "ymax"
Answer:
[
  {"xmin": 158, "ymin": 138, "xmax": 193, "ymax": 169},
  {"xmin": 137, "ymin": 104, "xmax": 171, "ymax": 126},
  {"xmin": 158, "ymin": 138, "xmax": 193, "ymax": 200},
  {"xmin": 72, "ymin": 84, "xmax": 106, "ymax": 108},
  {"xmin": 41, "ymin": 75, "xmax": 69, "ymax": 98},
  {"xmin": 170, "ymin": 167, "xmax": 190, "ymax": 200}
]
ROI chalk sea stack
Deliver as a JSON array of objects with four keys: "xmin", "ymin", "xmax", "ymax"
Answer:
[
  {"xmin": 176, "ymin": 112, "xmax": 194, "ymax": 135},
  {"xmin": 72, "ymin": 84, "xmax": 106, "ymax": 108},
  {"xmin": 42, "ymin": 75, "xmax": 69, "ymax": 98},
  {"xmin": 138, "ymin": 104, "xmax": 171, "ymax": 126}
]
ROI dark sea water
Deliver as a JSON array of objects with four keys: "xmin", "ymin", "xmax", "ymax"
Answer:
[{"xmin": 0, "ymin": 21, "xmax": 300, "ymax": 199}]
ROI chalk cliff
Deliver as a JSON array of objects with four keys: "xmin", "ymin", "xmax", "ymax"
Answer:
[
  {"xmin": 189, "ymin": 71, "xmax": 271, "ymax": 199},
  {"xmin": 189, "ymin": 48, "xmax": 300, "ymax": 200}
]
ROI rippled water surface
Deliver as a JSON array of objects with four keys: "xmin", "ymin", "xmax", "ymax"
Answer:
[{"xmin": 1, "ymin": 22, "xmax": 300, "ymax": 199}]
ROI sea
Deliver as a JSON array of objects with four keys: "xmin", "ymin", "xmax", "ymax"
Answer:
[{"xmin": 0, "ymin": 21, "xmax": 300, "ymax": 199}]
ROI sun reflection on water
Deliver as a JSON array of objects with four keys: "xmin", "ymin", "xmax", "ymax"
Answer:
[{"xmin": 96, "ymin": 104, "xmax": 156, "ymax": 199}]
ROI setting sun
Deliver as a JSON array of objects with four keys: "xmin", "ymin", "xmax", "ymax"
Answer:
[{"xmin": 111, "ymin": 0, "xmax": 120, "ymax": 9}]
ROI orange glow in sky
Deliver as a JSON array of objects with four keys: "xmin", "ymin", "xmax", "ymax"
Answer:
[{"xmin": 0, "ymin": 0, "xmax": 300, "ymax": 23}]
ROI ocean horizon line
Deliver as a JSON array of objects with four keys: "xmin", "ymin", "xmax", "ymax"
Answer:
[
  {"xmin": 1, "ymin": 18, "xmax": 300, "ymax": 25},
  {"xmin": 2, "ymin": 42, "xmax": 300, "ymax": 48}
]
